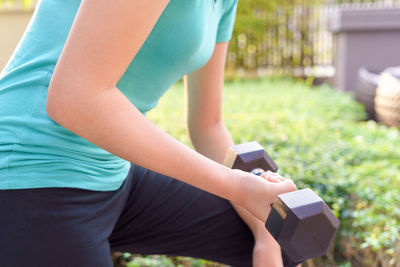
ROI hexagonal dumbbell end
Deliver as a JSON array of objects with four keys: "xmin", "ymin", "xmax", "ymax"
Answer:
[
  {"xmin": 266, "ymin": 188, "xmax": 340, "ymax": 263},
  {"xmin": 223, "ymin": 141, "xmax": 278, "ymax": 172}
]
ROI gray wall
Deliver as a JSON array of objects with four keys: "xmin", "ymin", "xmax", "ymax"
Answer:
[{"xmin": 330, "ymin": 8, "xmax": 400, "ymax": 92}]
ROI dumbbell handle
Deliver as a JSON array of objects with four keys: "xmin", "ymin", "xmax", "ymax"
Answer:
[{"xmin": 250, "ymin": 168, "xmax": 266, "ymax": 176}]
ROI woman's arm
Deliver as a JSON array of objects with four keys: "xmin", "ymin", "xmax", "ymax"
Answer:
[
  {"xmin": 184, "ymin": 42, "xmax": 233, "ymax": 163},
  {"xmin": 46, "ymin": 0, "xmax": 295, "ymax": 223},
  {"xmin": 185, "ymin": 42, "xmax": 285, "ymax": 267}
]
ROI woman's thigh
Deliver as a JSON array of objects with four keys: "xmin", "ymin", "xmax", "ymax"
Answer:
[
  {"xmin": 109, "ymin": 164, "xmax": 255, "ymax": 267},
  {"xmin": 0, "ymin": 164, "xmax": 255, "ymax": 267},
  {"xmin": 0, "ymin": 183, "xmax": 131, "ymax": 267}
]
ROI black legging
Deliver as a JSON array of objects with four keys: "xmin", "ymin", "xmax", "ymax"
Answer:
[{"xmin": 0, "ymin": 163, "xmax": 256, "ymax": 267}]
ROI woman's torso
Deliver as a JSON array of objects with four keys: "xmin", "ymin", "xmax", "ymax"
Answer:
[{"xmin": 0, "ymin": 0, "xmax": 238, "ymax": 190}]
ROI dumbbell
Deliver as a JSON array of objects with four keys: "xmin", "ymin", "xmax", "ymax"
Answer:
[{"xmin": 223, "ymin": 141, "xmax": 340, "ymax": 265}]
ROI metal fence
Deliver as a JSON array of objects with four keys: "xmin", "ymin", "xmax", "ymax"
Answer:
[{"xmin": 227, "ymin": 0, "xmax": 400, "ymax": 77}]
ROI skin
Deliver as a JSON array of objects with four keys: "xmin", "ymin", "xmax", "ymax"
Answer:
[{"xmin": 46, "ymin": 0, "xmax": 297, "ymax": 265}]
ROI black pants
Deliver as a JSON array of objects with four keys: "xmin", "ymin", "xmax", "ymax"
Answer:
[{"xmin": 0, "ymin": 163, "xmax": 255, "ymax": 267}]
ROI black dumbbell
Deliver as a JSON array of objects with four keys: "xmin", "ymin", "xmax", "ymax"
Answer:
[{"xmin": 223, "ymin": 141, "xmax": 340, "ymax": 265}]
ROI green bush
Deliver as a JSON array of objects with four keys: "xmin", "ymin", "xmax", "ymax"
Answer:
[{"xmin": 144, "ymin": 78, "xmax": 400, "ymax": 266}]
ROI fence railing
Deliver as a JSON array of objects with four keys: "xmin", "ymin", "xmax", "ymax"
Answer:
[{"xmin": 227, "ymin": 0, "xmax": 400, "ymax": 77}]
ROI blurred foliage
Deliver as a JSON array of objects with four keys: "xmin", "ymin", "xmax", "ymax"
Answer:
[
  {"xmin": 227, "ymin": 0, "xmax": 330, "ymax": 78},
  {"xmin": 113, "ymin": 253, "xmax": 225, "ymax": 267},
  {"xmin": 227, "ymin": 0, "xmax": 400, "ymax": 77},
  {"xmin": 0, "ymin": 0, "xmax": 34, "ymax": 9},
  {"xmin": 144, "ymin": 78, "xmax": 400, "ymax": 267}
]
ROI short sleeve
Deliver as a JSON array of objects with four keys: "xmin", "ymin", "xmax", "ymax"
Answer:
[{"xmin": 216, "ymin": 0, "xmax": 238, "ymax": 43}]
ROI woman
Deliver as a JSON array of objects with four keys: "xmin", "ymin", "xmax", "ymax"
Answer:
[{"xmin": 0, "ymin": 0, "xmax": 297, "ymax": 266}]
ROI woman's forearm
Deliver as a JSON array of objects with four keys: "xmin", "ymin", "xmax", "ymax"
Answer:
[
  {"xmin": 47, "ymin": 85, "xmax": 242, "ymax": 203},
  {"xmin": 189, "ymin": 122, "xmax": 268, "ymax": 231},
  {"xmin": 188, "ymin": 121, "xmax": 234, "ymax": 163}
]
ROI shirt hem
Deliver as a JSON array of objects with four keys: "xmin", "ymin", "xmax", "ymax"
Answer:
[{"xmin": 0, "ymin": 177, "xmax": 126, "ymax": 192}]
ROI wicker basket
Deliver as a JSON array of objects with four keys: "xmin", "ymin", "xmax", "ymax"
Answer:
[
  {"xmin": 375, "ymin": 68, "xmax": 400, "ymax": 128},
  {"xmin": 355, "ymin": 67, "xmax": 382, "ymax": 120}
]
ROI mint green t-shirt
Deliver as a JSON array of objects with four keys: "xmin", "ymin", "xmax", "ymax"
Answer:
[{"xmin": 0, "ymin": 0, "xmax": 238, "ymax": 191}]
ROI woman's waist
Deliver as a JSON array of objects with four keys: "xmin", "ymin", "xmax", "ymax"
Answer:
[
  {"xmin": 0, "ymin": 142, "xmax": 127, "ymax": 170},
  {"xmin": 0, "ymin": 144, "xmax": 130, "ymax": 191},
  {"xmin": 0, "ymin": 142, "xmax": 130, "ymax": 191}
]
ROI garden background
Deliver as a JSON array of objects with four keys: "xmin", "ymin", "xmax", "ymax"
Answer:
[{"xmin": 1, "ymin": 0, "xmax": 400, "ymax": 266}]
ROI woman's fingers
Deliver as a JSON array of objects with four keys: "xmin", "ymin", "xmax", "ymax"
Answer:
[
  {"xmin": 268, "ymin": 178, "xmax": 297, "ymax": 196},
  {"xmin": 259, "ymin": 171, "xmax": 297, "ymax": 198},
  {"xmin": 235, "ymin": 169, "xmax": 297, "ymax": 223},
  {"xmin": 261, "ymin": 170, "xmax": 285, "ymax": 183}
]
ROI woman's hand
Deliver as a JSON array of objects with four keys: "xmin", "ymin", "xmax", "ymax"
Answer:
[
  {"xmin": 252, "ymin": 171, "xmax": 296, "ymax": 266},
  {"xmin": 228, "ymin": 169, "xmax": 295, "ymax": 266},
  {"xmin": 232, "ymin": 169, "xmax": 296, "ymax": 223},
  {"xmin": 239, "ymin": 170, "xmax": 295, "ymax": 267}
]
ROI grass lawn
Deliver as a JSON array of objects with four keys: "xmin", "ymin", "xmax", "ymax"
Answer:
[{"xmin": 115, "ymin": 77, "xmax": 400, "ymax": 267}]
